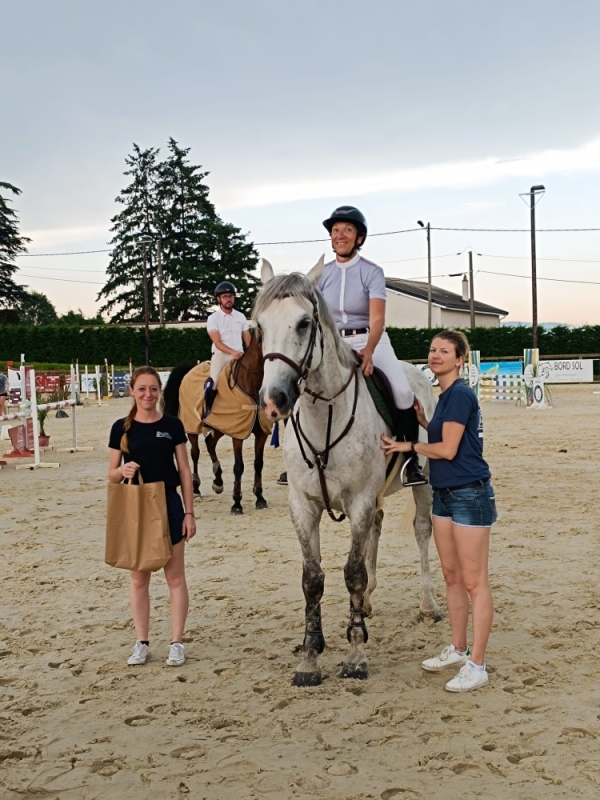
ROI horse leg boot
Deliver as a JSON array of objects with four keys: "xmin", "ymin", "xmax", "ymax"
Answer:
[
  {"xmin": 394, "ymin": 404, "xmax": 428, "ymax": 487},
  {"xmin": 252, "ymin": 425, "xmax": 268, "ymax": 510}
]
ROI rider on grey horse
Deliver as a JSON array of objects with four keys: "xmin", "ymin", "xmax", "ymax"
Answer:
[{"xmin": 318, "ymin": 205, "xmax": 427, "ymax": 486}]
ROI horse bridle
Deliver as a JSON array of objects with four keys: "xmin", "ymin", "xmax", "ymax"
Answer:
[{"xmin": 262, "ymin": 292, "xmax": 359, "ymax": 523}]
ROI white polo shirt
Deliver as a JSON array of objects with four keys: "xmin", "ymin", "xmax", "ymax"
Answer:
[{"xmin": 206, "ymin": 307, "xmax": 249, "ymax": 354}]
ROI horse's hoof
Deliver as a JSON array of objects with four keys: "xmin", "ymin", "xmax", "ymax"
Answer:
[
  {"xmin": 231, "ymin": 505, "xmax": 244, "ymax": 515},
  {"xmin": 212, "ymin": 482, "xmax": 224, "ymax": 494},
  {"xmin": 255, "ymin": 498, "xmax": 268, "ymax": 510},
  {"xmin": 292, "ymin": 671, "xmax": 322, "ymax": 687},
  {"xmin": 419, "ymin": 610, "xmax": 442, "ymax": 624},
  {"xmin": 340, "ymin": 663, "xmax": 369, "ymax": 680}
]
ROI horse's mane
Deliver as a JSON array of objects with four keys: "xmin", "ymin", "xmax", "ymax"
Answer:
[{"xmin": 253, "ymin": 272, "xmax": 355, "ymax": 369}]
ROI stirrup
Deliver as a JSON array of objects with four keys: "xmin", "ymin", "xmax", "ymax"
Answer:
[{"xmin": 400, "ymin": 455, "xmax": 428, "ymax": 487}]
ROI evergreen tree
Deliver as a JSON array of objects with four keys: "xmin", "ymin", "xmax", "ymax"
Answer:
[
  {"xmin": 0, "ymin": 182, "xmax": 28, "ymax": 308},
  {"xmin": 97, "ymin": 145, "xmax": 160, "ymax": 322},
  {"xmin": 157, "ymin": 139, "xmax": 259, "ymax": 320},
  {"xmin": 18, "ymin": 290, "xmax": 58, "ymax": 325}
]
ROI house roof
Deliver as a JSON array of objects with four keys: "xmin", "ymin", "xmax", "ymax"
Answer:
[{"xmin": 385, "ymin": 278, "xmax": 508, "ymax": 317}]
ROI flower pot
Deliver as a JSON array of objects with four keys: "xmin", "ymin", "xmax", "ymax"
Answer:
[{"xmin": 39, "ymin": 435, "xmax": 51, "ymax": 447}]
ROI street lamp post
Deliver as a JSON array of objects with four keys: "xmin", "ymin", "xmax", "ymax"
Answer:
[
  {"xmin": 137, "ymin": 234, "xmax": 154, "ymax": 365},
  {"xmin": 528, "ymin": 185, "xmax": 545, "ymax": 349},
  {"xmin": 417, "ymin": 221, "xmax": 432, "ymax": 327}
]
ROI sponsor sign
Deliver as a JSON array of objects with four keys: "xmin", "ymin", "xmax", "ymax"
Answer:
[
  {"xmin": 480, "ymin": 361, "xmax": 523, "ymax": 378},
  {"xmin": 537, "ymin": 359, "xmax": 594, "ymax": 383},
  {"xmin": 35, "ymin": 374, "xmax": 61, "ymax": 393}
]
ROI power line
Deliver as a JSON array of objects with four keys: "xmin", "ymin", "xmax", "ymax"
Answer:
[
  {"xmin": 18, "ymin": 273, "xmax": 105, "ymax": 285},
  {"xmin": 478, "ymin": 269, "xmax": 600, "ymax": 286},
  {"xmin": 18, "ymin": 248, "xmax": 112, "ymax": 257},
  {"xmin": 432, "ymin": 227, "xmax": 600, "ymax": 232},
  {"xmin": 482, "ymin": 253, "xmax": 600, "ymax": 264}
]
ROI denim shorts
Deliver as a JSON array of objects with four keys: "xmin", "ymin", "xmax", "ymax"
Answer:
[
  {"xmin": 432, "ymin": 481, "xmax": 498, "ymax": 528},
  {"xmin": 166, "ymin": 489, "xmax": 185, "ymax": 545}
]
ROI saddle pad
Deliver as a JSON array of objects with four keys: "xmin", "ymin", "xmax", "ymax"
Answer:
[
  {"xmin": 364, "ymin": 367, "xmax": 395, "ymax": 432},
  {"xmin": 179, "ymin": 361, "xmax": 274, "ymax": 440}
]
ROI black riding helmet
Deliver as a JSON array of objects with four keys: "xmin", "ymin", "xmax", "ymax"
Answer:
[
  {"xmin": 215, "ymin": 281, "xmax": 237, "ymax": 297},
  {"xmin": 322, "ymin": 206, "xmax": 368, "ymax": 247}
]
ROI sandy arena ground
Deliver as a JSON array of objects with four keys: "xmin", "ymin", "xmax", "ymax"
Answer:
[{"xmin": 1, "ymin": 385, "xmax": 599, "ymax": 799}]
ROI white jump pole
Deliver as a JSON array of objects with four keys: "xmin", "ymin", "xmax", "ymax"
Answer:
[
  {"xmin": 95, "ymin": 366, "xmax": 102, "ymax": 406},
  {"xmin": 57, "ymin": 367, "xmax": 94, "ymax": 454},
  {"xmin": 75, "ymin": 361, "xmax": 80, "ymax": 404},
  {"xmin": 84, "ymin": 365, "xmax": 89, "ymax": 399},
  {"xmin": 111, "ymin": 363, "xmax": 115, "ymax": 395},
  {"xmin": 16, "ymin": 370, "xmax": 60, "ymax": 470}
]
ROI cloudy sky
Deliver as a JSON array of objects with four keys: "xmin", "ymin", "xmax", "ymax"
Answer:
[{"xmin": 3, "ymin": 0, "xmax": 600, "ymax": 324}]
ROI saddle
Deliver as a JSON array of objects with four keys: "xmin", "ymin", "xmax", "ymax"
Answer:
[{"xmin": 363, "ymin": 365, "xmax": 396, "ymax": 432}]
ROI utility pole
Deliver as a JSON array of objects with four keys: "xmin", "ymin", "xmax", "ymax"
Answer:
[
  {"xmin": 468, "ymin": 250, "xmax": 475, "ymax": 329},
  {"xmin": 417, "ymin": 221, "xmax": 432, "ymax": 327},
  {"xmin": 529, "ymin": 185, "xmax": 545, "ymax": 349},
  {"xmin": 141, "ymin": 244, "xmax": 150, "ymax": 365},
  {"xmin": 157, "ymin": 239, "xmax": 165, "ymax": 328}
]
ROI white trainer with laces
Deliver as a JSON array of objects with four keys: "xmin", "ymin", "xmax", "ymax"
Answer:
[
  {"xmin": 127, "ymin": 641, "xmax": 150, "ymax": 666},
  {"xmin": 445, "ymin": 661, "xmax": 489, "ymax": 692},
  {"xmin": 166, "ymin": 642, "xmax": 185, "ymax": 666},
  {"xmin": 422, "ymin": 645, "xmax": 469, "ymax": 673}
]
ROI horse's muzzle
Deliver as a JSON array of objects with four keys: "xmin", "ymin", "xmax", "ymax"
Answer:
[{"xmin": 260, "ymin": 384, "xmax": 297, "ymax": 420}]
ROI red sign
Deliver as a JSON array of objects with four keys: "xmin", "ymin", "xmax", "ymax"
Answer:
[{"xmin": 36, "ymin": 374, "xmax": 61, "ymax": 393}]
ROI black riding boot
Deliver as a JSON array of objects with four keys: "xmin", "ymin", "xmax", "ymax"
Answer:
[
  {"xmin": 393, "ymin": 404, "xmax": 428, "ymax": 487},
  {"xmin": 203, "ymin": 379, "xmax": 218, "ymax": 419}
]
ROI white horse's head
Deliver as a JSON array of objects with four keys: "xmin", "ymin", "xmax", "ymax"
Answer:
[{"xmin": 254, "ymin": 256, "xmax": 326, "ymax": 419}]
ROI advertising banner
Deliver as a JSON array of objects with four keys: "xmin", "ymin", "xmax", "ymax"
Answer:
[
  {"xmin": 480, "ymin": 361, "xmax": 523, "ymax": 378},
  {"xmin": 537, "ymin": 359, "xmax": 594, "ymax": 383}
]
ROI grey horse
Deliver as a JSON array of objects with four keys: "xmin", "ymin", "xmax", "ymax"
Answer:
[{"xmin": 255, "ymin": 257, "xmax": 440, "ymax": 686}]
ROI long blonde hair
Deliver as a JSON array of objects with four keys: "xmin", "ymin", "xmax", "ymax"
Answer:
[{"xmin": 120, "ymin": 367, "xmax": 162, "ymax": 453}]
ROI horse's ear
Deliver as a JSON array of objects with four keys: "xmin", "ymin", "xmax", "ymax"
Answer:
[
  {"xmin": 261, "ymin": 258, "xmax": 274, "ymax": 284},
  {"xmin": 306, "ymin": 254, "xmax": 325, "ymax": 287}
]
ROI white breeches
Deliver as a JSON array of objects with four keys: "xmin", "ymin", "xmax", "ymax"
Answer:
[
  {"xmin": 210, "ymin": 351, "xmax": 233, "ymax": 383},
  {"xmin": 344, "ymin": 331, "xmax": 414, "ymax": 409}
]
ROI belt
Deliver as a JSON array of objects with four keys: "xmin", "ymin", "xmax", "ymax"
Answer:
[
  {"xmin": 340, "ymin": 327, "xmax": 369, "ymax": 337},
  {"xmin": 436, "ymin": 478, "xmax": 490, "ymax": 492}
]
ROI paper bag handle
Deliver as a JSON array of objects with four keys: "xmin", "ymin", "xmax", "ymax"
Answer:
[{"xmin": 124, "ymin": 470, "xmax": 144, "ymax": 485}]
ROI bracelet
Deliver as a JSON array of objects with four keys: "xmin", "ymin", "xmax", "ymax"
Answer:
[
  {"xmin": 410, "ymin": 440, "xmax": 419, "ymax": 453},
  {"xmin": 184, "ymin": 512, "xmax": 195, "ymax": 518}
]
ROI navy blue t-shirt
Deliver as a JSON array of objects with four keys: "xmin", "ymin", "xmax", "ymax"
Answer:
[
  {"xmin": 108, "ymin": 414, "xmax": 187, "ymax": 489},
  {"xmin": 428, "ymin": 380, "xmax": 491, "ymax": 489}
]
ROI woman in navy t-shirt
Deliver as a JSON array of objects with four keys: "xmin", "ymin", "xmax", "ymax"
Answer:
[
  {"xmin": 382, "ymin": 330, "xmax": 497, "ymax": 693},
  {"xmin": 108, "ymin": 366, "xmax": 196, "ymax": 669}
]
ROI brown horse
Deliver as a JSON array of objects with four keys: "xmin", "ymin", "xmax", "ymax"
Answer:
[{"xmin": 162, "ymin": 332, "xmax": 270, "ymax": 514}]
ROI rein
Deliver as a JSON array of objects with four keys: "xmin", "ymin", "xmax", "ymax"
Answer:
[{"xmin": 262, "ymin": 292, "xmax": 359, "ymax": 523}]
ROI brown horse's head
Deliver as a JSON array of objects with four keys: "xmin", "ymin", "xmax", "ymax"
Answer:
[{"xmin": 231, "ymin": 330, "xmax": 264, "ymax": 402}]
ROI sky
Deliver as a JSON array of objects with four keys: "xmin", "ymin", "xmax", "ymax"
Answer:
[{"xmin": 2, "ymin": 0, "xmax": 600, "ymax": 324}]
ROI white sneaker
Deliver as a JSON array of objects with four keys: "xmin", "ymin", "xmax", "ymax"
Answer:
[
  {"xmin": 422, "ymin": 645, "xmax": 469, "ymax": 672},
  {"xmin": 127, "ymin": 641, "xmax": 150, "ymax": 666},
  {"xmin": 166, "ymin": 642, "xmax": 185, "ymax": 666},
  {"xmin": 445, "ymin": 661, "xmax": 489, "ymax": 692}
]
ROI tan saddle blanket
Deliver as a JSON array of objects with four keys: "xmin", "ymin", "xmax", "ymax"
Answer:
[{"xmin": 179, "ymin": 361, "xmax": 273, "ymax": 440}]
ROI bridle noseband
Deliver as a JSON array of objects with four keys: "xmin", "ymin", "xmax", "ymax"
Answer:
[{"xmin": 261, "ymin": 292, "xmax": 359, "ymax": 523}]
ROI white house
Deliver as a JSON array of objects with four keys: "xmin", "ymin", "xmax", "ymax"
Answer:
[{"xmin": 385, "ymin": 278, "xmax": 508, "ymax": 328}]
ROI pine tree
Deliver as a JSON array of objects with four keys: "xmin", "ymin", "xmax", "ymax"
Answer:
[
  {"xmin": 0, "ymin": 182, "xmax": 29, "ymax": 308},
  {"xmin": 97, "ymin": 145, "xmax": 160, "ymax": 322},
  {"xmin": 156, "ymin": 139, "xmax": 260, "ymax": 320}
]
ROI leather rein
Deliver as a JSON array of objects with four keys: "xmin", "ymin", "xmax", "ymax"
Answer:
[{"xmin": 263, "ymin": 294, "xmax": 360, "ymax": 523}]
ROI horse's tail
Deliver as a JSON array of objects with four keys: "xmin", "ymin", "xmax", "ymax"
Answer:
[{"xmin": 161, "ymin": 362, "xmax": 196, "ymax": 416}]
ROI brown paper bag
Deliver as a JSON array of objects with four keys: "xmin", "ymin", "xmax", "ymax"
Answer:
[{"xmin": 105, "ymin": 475, "xmax": 172, "ymax": 572}]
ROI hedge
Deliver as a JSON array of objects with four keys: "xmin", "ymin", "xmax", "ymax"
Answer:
[{"xmin": 1, "ymin": 323, "xmax": 599, "ymax": 368}]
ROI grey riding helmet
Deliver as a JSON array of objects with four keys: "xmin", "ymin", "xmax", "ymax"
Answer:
[
  {"xmin": 215, "ymin": 281, "xmax": 237, "ymax": 297},
  {"xmin": 322, "ymin": 206, "xmax": 368, "ymax": 246}
]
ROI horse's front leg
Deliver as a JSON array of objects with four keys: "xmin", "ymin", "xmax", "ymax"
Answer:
[
  {"xmin": 290, "ymin": 495, "xmax": 325, "ymax": 687},
  {"xmin": 231, "ymin": 438, "xmax": 244, "ymax": 515},
  {"xmin": 205, "ymin": 431, "xmax": 224, "ymax": 494},
  {"xmin": 341, "ymin": 502, "xmax": 375, "ymax": 680},
  {"xmin": 412, "ymin": 483, "xmax": 441, "ymax": 622},
  {"xmin": 363, "ymin": 508, "xmax": 383, "ymax": 618},
  {"xmin": 252, "ymin": 428, "xmax": 269, "ymax": 510},
  {"xmin": 189, "ymin": 434, "xmax": 201, "ymax": 496}
]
